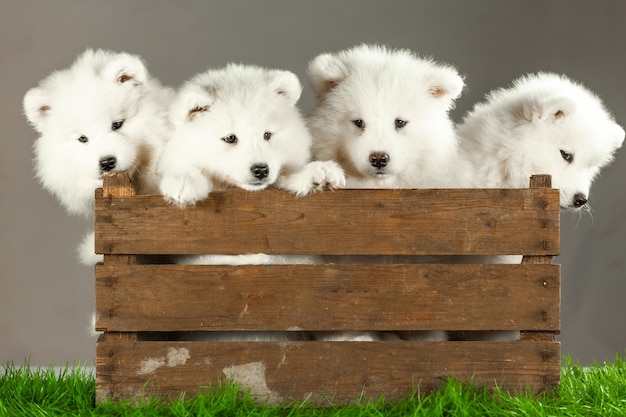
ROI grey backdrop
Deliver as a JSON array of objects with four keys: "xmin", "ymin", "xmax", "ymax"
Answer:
[{"xmin": 1, "ymin": 0, "xmax": 624, "ymax": 367}]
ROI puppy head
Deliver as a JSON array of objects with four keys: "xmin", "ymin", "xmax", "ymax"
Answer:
[
  {"xmin": 494, "ymin": 73, "xmax": 624, "ymax": 209},
  {"xmin": 24, "ymin": 49, "xmax": 154, "ymax": 215},
  {"xmin": 167, "ymin": 65, "xmax": 311, "ymax": 191},
  {"xmin": 308, "ymin": 44, "xmax": 463, "ymax": 182}
]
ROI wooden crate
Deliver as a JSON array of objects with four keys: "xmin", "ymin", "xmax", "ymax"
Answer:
[{"xmin": 94, "ymin": 173, "xmax": 560, "ymax": 404}]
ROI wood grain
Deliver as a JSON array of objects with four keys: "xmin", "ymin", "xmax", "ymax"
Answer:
[
  {"xmin": 94, "ymin": 173, "xmax": 562, "ymax": 404},
  {"xmin": 95, "ymin": 187, "xmax": 560, "ymax": 256},
  {"xmin": 96, "ymin": 339, "xmax": 560, "ymax": 404},
  {"xmin": 96, "ymin": 263, "xmax": 560, "ymax": 332}
]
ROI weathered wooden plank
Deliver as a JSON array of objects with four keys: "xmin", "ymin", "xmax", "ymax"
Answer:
[
  {"xmin": 94, "ymin": 186, "xmax": 559, "ymax": 256},
  {"xmin": 95, "ymin": 263, "xmax": 560, "ymax": 332},
  {"xmin": 95, "ymin": 339, "xmax": 560, "ymax": 404}
]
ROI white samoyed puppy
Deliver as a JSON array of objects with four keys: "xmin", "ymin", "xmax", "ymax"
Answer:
[
  {"xmin": 308, "ymin": 44, "xmax": 465, "ymax": 190},
  {"xmin": 452, "ymin": 72, "xmax": 624, "ymax": 342},
  {"xmin": 158, "ymin": 63, "xmax": 344, "ymax": 206},
  {"xmin": 23, "ymin": 49, "xmax": 173, "ymax": 265},
  {"xmin": 457, "ymin": 72, "xmax": 624, "ymax": 210},
  {"xmin": 307, "ymin": 44, "xmax": 465, "ymax": 342},
  {"xmin": 158, "ymin": 64, "xmax": 345, "ymax": 342}
]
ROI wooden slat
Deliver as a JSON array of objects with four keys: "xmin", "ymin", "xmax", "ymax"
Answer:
[
  {"xmin": 95, "ymin": 339, "xmax": 560, "ymax": 404},
  {"xmin": 95, "ymin": 263, "xmax": 560, "ymax": 332},
  {"xmin": 520, "ymin": 175, "xmax": 557, "ymax": 341},
  {"xmin": 94, "ymin": 187, "xmax": 559, "ymax": 256},
  {"xmin": 100, "ymin": 172, "xmax": 138, "ymax": 266},
  {"xmin": 522, "ymin": 175, "xmax": 556, "ymax": 266}
]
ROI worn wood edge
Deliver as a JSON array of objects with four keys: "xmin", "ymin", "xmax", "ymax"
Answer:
[
  {"xmin": 521, "ymin": 331, "xmax": 557, "ymax": 341},
  {"xmin": 102, "ymin": 172, "xmax": 136, "ymax": 198},
  {"xmin": 95, "ymin": 339, "xmax": 560, "ymax": 405},
  {"xmin": 529, "ymin": 174, "xmax": 552, "ymax": 189}
]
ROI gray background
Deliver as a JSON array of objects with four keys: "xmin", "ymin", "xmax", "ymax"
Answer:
[{"xmin": 1, "ymin": 0, "xmax": 624, "ymax": 367}]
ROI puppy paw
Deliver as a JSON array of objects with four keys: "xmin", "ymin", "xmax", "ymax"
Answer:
[
  {"xmin": 308, "ymin": 160, "xmax": 346, "ymax": 191},
  {"xmin": 159, "ymin": 171, "xmax": 210, "ymax": 207},
  {"xmin": 279, "ymin": 160, "xmax": 346, "ymax": 196}
]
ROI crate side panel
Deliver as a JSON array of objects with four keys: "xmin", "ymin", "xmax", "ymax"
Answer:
[
  {"xmin": 96, "ymin": 340, "xmax": 560, "ymax": 404},
  {"xmin": 94, "ymin": 188, "xmax": 559, "ymax": 256},
  {"xmin": 96, "ymin": 264, "xmax": 560, "ymax": 332}
]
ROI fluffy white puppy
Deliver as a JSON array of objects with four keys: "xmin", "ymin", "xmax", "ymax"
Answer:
[
  {"xmin": 307, "ymin": 44, "xmax": 465, "ymax": 342},
  {"xmin": 452, "ymin": 72, "xmax": 624, "ymax": 342},
  {"xmin": 158, "ymin": 63, "xmax": 344, "ymax": 207},
  {"xmin": 158, "ymin": 64, "xmax": 345, "ymax": 342},
  {"xmin": 308, "ymin": 43, "xmax": 465, "ymax": 189},
  {"xmin": 457, "ymin": 72, "xmax": 624, "ymax": 210},
  {"xmin": 23, "ymin": 49, "xmax": 173, "ymax": 265}
]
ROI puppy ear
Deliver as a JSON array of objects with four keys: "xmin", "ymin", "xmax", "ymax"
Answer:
[
  {"xmin": 101, "ymin": 53, "xmax": 148, "ymax": 86},
  {"xmin": 269, "ymin": 70, "xmax": 302, "ymax": 105},
  {"xmin": 170, "ymin": 84, "xmax": 217, "ymax": 126},
  {"xmin": 23, "ymin": 87, "xmax": 50, "ymax": 133},
  {"xmin": 610, "ymin": 123, "xmax": 625, "ymax": 150},
  {"xmin": 308, "ymin": 53, "xmax": 349, "ymax": 100},
  {"xmin": 425, "ymin": 67, "xmax": 465, "ymax": 110},
  {"xmin": 520, "ymin": 96, "xmax": 576, "ymax": 123}
]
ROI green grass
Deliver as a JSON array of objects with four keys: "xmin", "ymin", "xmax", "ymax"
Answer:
[{"xmin": 1, "ymin": 355, "xmax": 626, "ymax": 416}]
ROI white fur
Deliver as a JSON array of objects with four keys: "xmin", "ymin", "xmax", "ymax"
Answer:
[
  {"xmin": 308, "ymin": 44, "xmax": 465, "ymax": 189},
  {"xmin": 77, "ymin": 231, "xmax": 103, "ymax": 266},
  {"xmin": 23, "ymin": 49, "xmax": 173, "ymax": 266},
  {"xmin": 24, "ymin": 48, "xmax": 173, "ymax": 216},
  {"xmin": 307, "ymin": 44, "xmax": 464, "ymax": 341},
  {"xmin": 313, "ymin": 331, "xmax": 382, "ymax": 342},
  {"xmin": 175, "ymin": 331, "xmax": 309, "ymax": 342},
  {"xmin": 178, "ymin": 253, "xmax": 320, "ymax": 265},
  {"xmin": 457, "ymin": 72, "xmax": 624, "ymax": 210},
  {"xmin": 158, "ymin": 63, "xmax": 345, "ymax": 207}
]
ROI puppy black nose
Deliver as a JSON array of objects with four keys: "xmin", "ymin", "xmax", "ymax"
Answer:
[
  {"xmin": 99, "ymin": 156, "xmax": 117, "ymax": 172},
  {"xmin": 251, "ymin": 163, "xmax": 269, "ymax": 180},
  {"xmin": 574, "ymin": 193, "xmax": 588, "ymax": 208},
  {"xmin": 369, "ymin": 152, "xmax": 389, "ymax": 169}
]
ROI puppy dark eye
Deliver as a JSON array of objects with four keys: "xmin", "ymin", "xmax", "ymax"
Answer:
[
  {"xmin": 395, "ymin": 119, "xmax": 407, "ymax": 129},
  {"xmin": 560, "ymin": 150, "xmax": 573, "ymax": 163},
  {"xmin": 222, "ymin": 134, "xmax": 237, "ymax": 144},
  {"xmin": 263, "ymin": 132, "xmax": 272, "ymax": 141},
  {"xmin": 352, "ymin": 119, "xmax": 365, "ymax": 129},
  {"xmin": 77, "ymin": 135, "xmax": 88, "ymax": 143},
  {"xmin": 111, "ymin": 120, "xmax": 125, "ymax": 131}
]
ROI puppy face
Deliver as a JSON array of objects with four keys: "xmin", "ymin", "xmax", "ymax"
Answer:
[
  {"xmin": 469, "ymin": 74, "xmax": 625, "ymax": 210},
  {"xmin": 23, "ymin": 49, "xmax": 150, "ymax": 215},
  {"xmin": 317, "ymin": 76, "xmax": 450, "ymax": 180},
  {"xmin": 308, "ymin": 44, "xmax": 463, "ymax": 184},
  {"xmin": 511, "ymin": 102, "xmax": 624, "ymax": 210},
  {"xmin": 167, "ymin": 65, "xmax": 312, "ymax": 191},
  {"xmin": 177, "ymin": 99, "xmax": 285, "ymax": 191}
]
